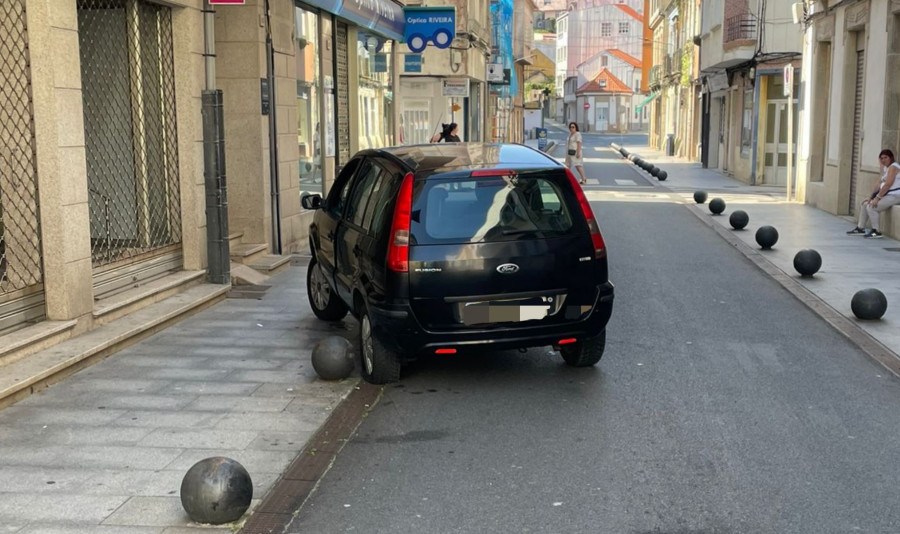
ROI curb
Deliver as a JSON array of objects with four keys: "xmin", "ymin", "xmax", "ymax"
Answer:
[{"xmin": 238, "ymin": 381, "xmax": 383, "ymax": 534}]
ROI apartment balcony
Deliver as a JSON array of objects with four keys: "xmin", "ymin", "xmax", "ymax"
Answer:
[
  {"xmin": 724, "ymin": 12, "xmax": 757, "ymax": 44},
  {"xmin": 649, "ymin": 65, "xmax": 662, "ymax": 88}
]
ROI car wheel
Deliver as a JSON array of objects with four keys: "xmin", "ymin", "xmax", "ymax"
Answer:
[
  {"xmin": 359, "ymin": 306, "xmax": 401, "ymax": 384},
  {"xmin": 559, "ymin": 330, "xmax": 606, "ymax": 367},
  {"xmin": 306, "ymin": 257, "xmax": 348, "ymax": 321}
]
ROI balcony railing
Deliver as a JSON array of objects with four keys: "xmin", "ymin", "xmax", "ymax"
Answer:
[
  {"xmin": 724, "ymin": 13, "xmax": 757, "ymax": 43},
  {"xmin": 649, "ymin": 64, "xmax": 661, "ymax": 87}
]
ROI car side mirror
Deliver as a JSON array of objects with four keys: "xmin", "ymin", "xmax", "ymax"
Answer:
[{"xmin": 301, "ymin": 193, "xmax": 322, "ymax": 210}]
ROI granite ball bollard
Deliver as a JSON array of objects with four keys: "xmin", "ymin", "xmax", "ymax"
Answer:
[
  {"xmin": 650, "ymin": 166, "xmax": 660, "ymax": 177},
  {"xmin": 755, "ymin": 225, "xmax": 779, "ymax": 249},
  {"xmin": 311, "ymin": 336, "xmax": 354, "ymax": 380},
  {"xmin": 181, "ymin": 457, "xmax": 252, "ymax": 525},
  {"xmin": 729, "ymin": 210, "xmax": 749, "ymax": 230},
  {"xmin": 657, "ymin": 170, "xmax": 668, "ymax": 181},
  {"xmin": 621, "ymin": 148, "xmax": 630, "ymax": 158},
  {"xmin": 851, "ymin": 288, "xmax": 888, "ymax": 320},
  {"xmin": 693, "ymin": 190, "xmax": 708, "ymax": 204},
  {"xmin": 708, "ymin": 197, "xmax": 726, "ymax": 215},
  {"xmin": 793, "ymin": 249, "xmax": 822, "ymax": 277}
]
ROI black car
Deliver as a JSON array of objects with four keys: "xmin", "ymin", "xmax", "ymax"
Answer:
[{"xmin": 301, "ymin": 143, "xmax": 614, "ymax": 384}]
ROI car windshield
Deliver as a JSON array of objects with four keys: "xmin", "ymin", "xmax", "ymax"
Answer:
[{"xmin": 410, "ymin": 173, "xmax": 575, "ymax": 244}]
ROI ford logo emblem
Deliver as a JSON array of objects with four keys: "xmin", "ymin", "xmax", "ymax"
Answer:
[{"xmin": 496, "ymin": 263, "xmax": 519, "ymax": 274}]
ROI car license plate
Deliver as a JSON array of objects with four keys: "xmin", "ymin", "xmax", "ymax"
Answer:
[{"xmin": 458, "ymin": 301, "xmax": 550, "ymax": 325}]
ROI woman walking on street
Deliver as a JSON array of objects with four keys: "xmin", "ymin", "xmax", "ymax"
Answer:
[
  {"xmin": 847, "ymin": 149, "xmax": 900, "ymax": 239},
  {"xmin": 566, "ymin": 122, "xmax": 587, "ymax": 184}
]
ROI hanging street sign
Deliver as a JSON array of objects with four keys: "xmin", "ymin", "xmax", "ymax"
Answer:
[
  {"xmin": 403, "ymin": 6, "xmax": 456, "ymax": 53},
  {"xmin": 584, "ymin": 102, "xmax": 590, "ymax": 109}
]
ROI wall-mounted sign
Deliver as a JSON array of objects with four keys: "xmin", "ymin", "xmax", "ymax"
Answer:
[
  {"xmin": 403, "ymin": 6, "xmax": 455, "ymax": 53},
  {"xmin": 301, "ymin": 0, "xmax": 404, "ymax": 41},
  {"xmin": 404, "ymin": 54, "xmax": 422, "ymax": 73},
  {"xmin": 487, "ymin": 64, "xmax": 510, "ymax": 85},
  {"xmin": 442, "ymin": 78, "xmax": 469, "ymax": 97},
  {"xmin": 373, "ymin": 54, "xmax": 388, "ymax": 73}
]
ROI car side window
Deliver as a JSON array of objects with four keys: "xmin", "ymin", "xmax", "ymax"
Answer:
[
  {"xmin": 325, "ymin": 158, "xmax": 362, "ymax": 217},
  {"xmin": 361, "ymin": 167, "xmax": 396, "ymax": 235},
  {"xmin": 347, "ymin": 162, "xmax": 381, "ymax": 228}
]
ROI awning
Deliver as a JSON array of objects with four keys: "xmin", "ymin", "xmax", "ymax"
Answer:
[{"xmin": 636, "ymin": 92, "xmax": 659, "ymax": 111}]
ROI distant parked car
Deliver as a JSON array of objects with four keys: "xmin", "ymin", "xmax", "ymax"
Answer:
[{"xmin": 301, "ymin": 143, "xmax": 614, "ymax": 384}]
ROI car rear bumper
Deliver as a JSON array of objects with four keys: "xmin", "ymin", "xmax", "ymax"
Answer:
[{"xmin": 368, "ymin": 282, "xmax": 614, "ymax": 357}]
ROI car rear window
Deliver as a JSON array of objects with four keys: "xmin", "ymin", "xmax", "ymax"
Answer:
[{"xmin": 410, "ymin": 172, "xmax": 575, "ymax": 244}]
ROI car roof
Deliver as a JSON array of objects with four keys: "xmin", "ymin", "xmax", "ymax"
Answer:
[{"xmin": 358, "ymin": 143, "xmax": 562, "ymax": 174}]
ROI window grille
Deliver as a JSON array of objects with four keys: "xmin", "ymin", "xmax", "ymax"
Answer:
[
  {"xmin": 77, "ymin": 0, "xmax": 182, "ymax": 268},
  {"xmin": 0, "ymin": 0, "xmax": 43, "ymax": 296}
]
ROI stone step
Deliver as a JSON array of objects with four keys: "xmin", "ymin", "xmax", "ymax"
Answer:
[
  {"xmin": 249, "ymin": 254, "xmax": 292, "ymax": 276},
  {"xmin": 0, "ymin": 283, "xmax": 229, "ymax": 410},
  {"xmin": 0, "ymin": 320, "xmax": 78, "ymax": 368},
  {"xmin": 230, "ymin": 243, "xmax": 268, "ymax": 266},
  {"xmin": 92, "ymin": 270, "xmax": 206, "ymax": 325}
]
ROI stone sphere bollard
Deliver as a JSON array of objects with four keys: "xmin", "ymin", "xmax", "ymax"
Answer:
[
  {"xmin": 708, "ymin": 197, "xmax": 726, "ymax": 215},
  {"xmin": 621, "ymin": 148, "xmax": 630, "ymax": 158},
  {"xmin": 793, "ymin": 249, "xmax": 822, "ymax": 277},
  {"xmin": 311, "ymin": 336, "xmax": 354, "ymax": 380},
  {"xmin": 650, "ymin": 166, "xmax": 660, "ymax": 177},
  {"xmin": 657, "ymin": 170, "xmax": 668, "ymax": 181},
  {"xmin": 693, "ymin": 190, "xmax": 708, "ymax": 204},
  {"xmin": 729, "ymin": 210, "xmax": 749, "ymax": 230},
  {"xmin": 181, "ymin": 457, "xmax": 253, "ymax": 525},
  {"xmin": 851, "ymin": 288, "xmax": 888, "ymax": 320},
  {"xmin": 755, "ymin": 225, "xmax": 779, "ymax": 249}
]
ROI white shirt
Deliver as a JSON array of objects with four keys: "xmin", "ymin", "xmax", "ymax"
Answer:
[{"xmin": 883, "ymin": 162, "xmax": 900, "ymax": 196}]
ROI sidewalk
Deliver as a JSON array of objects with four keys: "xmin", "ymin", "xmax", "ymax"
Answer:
[
  {"xmin": 0, "ymin": 255, "xmax": 362, "ymax": 533},
  {"xmin": 2, "ymin": 142, "xmax": 900, "ymax": 533}
]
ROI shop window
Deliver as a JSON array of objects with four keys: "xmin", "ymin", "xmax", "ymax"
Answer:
[
  {"xmin": 357, "ymin": 34, "xmax": 394, "ymax": 150},
  {"xmin": 296, "ymin": 6, "xmax": 321, "ymax": 196}
]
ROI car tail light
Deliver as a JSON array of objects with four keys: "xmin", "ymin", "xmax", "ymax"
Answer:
[
  {"xmin": 387, "ymin": 172, "xmax": 414, "ymax": 272},
  {"xmin": 435, "ymin": 348, "xmax": 457, "ymax": 354},
  {"xmin": 558, "ymin": 338, "xmax": 577, "ymax": 345},
  {"xmin": 471, "ymin": 169, "xmax": 517, "ymax": 178},
  {"xmin": 565, "ymin": 168, "xmax": 606, "ymax": 259}
]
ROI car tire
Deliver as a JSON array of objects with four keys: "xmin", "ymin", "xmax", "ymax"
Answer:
[
  {"xmin": 359, "ymin": 305, "xmax": 402, "ymax": 384},
  {"xmin": 306, "ymin": 256, "xmax": 348, "ymax": 321},
  {"xmin": 559, "ymin": 330, "xmax": 606, "ymax": 367}
]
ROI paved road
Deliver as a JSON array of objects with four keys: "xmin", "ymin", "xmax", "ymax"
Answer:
[{"xmin": 287, "ymin": 135, "xmax": 900, "ymax": 533}]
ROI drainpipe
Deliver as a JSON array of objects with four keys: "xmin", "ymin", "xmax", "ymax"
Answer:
[
  {"xmin": 201, "ymin": 0, "xmax": 230, "ymax": 284},
  {"xmin": 264, "ymin": 0, "xmax": 282, "ymax": 255}
]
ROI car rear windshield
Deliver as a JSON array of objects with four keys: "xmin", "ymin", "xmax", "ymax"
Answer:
[{"xmin": 410, "ymin": 171, "xmax": 576, "ymax": 244}]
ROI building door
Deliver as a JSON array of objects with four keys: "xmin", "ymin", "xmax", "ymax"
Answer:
[
  {"xmin": 400, "ymin": 100, "xmax": 431, "ymax": 145},
  {"xmin": 716, "ymin": 96, "xmax": 727, "ymax": 170},
  {"xmin": 848, "ymin": 48, "xmax": 865, "ymax": 216},
  {"xmin": 764, "ymin": 100, "xmax": 797, "ymax": 186},
  {"xmin": 597, "ymin": 106, "xmax": 609, "ymax": 131}
]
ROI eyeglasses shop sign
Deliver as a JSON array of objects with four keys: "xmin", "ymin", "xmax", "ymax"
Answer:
[{"xmin": 442, "ymin": 78, "xmax": 469, "ymax": 98}]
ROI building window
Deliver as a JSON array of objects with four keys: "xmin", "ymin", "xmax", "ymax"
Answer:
[
  {"xmin": 601, "ymin": 56, "xmax": 608, "ymax": 67},
  {"xmin": 601, "ymin": 22, "xmax": 612, "ymax": 37},
  {"xmin": 619, "ymin": 22, "xmax": 629, "ymax": 34}
]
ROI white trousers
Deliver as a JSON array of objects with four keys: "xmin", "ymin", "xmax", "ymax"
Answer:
[{"xmin": 857, "ymin": 194, "xmax": 900, "ymax": 231}]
